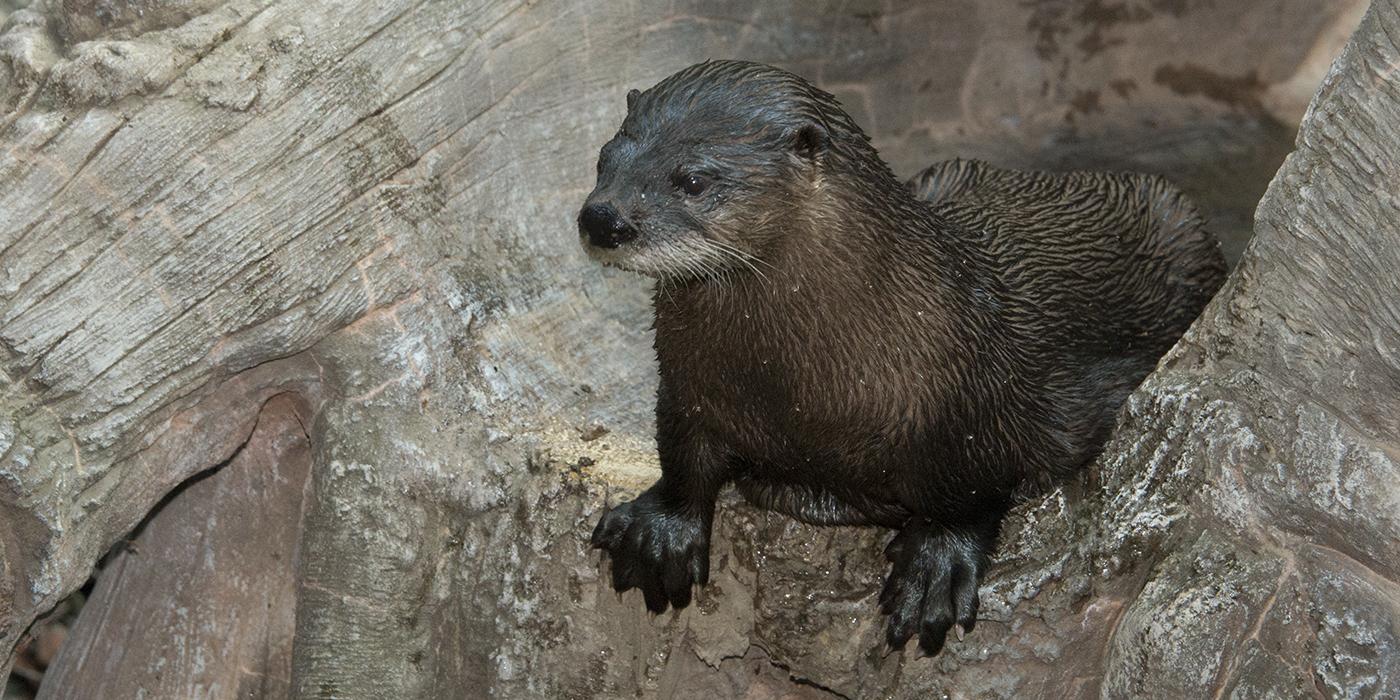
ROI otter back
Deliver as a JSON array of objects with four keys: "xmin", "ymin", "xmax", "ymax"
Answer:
[{"xmin": 910, "ymin": 158, "xmax": 1226, "ymax": 487}]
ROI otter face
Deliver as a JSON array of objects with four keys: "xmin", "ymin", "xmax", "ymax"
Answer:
[{"xmin": 578, "ymin": 61, "xmax": 833, "ymax": 281}]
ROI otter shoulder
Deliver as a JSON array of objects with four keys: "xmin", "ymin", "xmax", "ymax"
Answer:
[
  {"xmin": 907, "ymin": 158, "xmax": 990, "ymax": 206},
  {"xmin": 909, "ymin": 158, "xmax": 1194, "ymax": 217},
  {"xmin": 907, "ymin": 159, "xmax": 1217, "ymax": 262}
]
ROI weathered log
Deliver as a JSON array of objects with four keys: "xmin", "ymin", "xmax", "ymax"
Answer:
[
  {"xmin": 37, "ymin": 394, "xmax": 310, "ymax": 698},
  {"xmin": 0, "ymin": 0, "xmax": 1391, "ymax": 697}
]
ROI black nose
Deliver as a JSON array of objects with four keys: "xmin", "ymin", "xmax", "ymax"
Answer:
[{"xmin": 578, "ymin": 203, "xmax": 638, "ymax": 249}]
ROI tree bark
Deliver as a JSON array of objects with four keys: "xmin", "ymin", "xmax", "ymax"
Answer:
[{"xmin": 0, "ymin": 0, "xmax": 1391, "ymax": 698}]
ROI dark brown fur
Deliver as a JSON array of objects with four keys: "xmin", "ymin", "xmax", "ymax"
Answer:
[{"xmin": 580, "ymin": 61, "xmax": 1226, "ymax": 655}]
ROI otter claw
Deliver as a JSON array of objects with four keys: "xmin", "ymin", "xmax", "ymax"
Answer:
[
  {"xmin": 591, "ymin": 491, "xmax": 710, "ymax": 614},
  {"xmin": 880, "ymin": 524, "xmax": 990, "ymax": 657}
]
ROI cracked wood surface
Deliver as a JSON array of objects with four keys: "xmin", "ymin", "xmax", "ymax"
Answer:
[
  {"xmin": 0, "ymin": 0, "xmax": 1391, "ymax": 697},
  {"xmin": 36, "ymin": 394, "xmax": 312, "ymax": 699}
]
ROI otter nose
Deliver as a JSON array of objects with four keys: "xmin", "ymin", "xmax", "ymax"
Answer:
[{"xmin": 578, "ymin": 203, "xmax": 637, "ymax": 249}]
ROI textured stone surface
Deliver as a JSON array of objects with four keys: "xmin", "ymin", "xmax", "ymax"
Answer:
[{"xmin": 0, "ymin": 0, "xmax": 1390, "ymax": 698}]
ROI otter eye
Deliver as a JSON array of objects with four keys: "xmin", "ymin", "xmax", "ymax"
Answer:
[{"xmin": 677, "ymin": 173, "xmax": 709, "ymax": 196}]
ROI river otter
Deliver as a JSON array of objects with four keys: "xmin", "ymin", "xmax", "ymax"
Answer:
[{"xmin": 580, "ymin": 60, "xmax": 1226, "ymax": 655}]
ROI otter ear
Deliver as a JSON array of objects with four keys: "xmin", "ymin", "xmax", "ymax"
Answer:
[
  {"xmin": 626, "ymin": 89, "xmax": 641, "ymax": 112},
  {"xmin": 791, "ymin": 122, "xmax": 829, "ymax": 161}
]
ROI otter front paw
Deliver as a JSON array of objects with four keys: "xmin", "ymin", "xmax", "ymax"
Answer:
[
  {"xmin": 879, "ymin": 523, "xmax": 990, "ymax": 656},
  {"xmin": 590, "ymin": 492, "xmax": 710, "ymax": 613}
]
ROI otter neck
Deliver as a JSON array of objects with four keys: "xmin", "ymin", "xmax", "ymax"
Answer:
[
  {"xmin": 786, "ymin": 159, "xmax": 960, "ymax": 271},
  {"xmin": 654, "ymin": 162, "xmax": 963, "ymax": 326}
]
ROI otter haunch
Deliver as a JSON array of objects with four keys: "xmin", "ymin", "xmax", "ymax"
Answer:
[{"xmin": 579, "ymin": 60, "xmax": 1224, "ymax": 656}]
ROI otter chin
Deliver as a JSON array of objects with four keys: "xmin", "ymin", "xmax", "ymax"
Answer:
[
  {"xmin": 581, "ymin": 60, "xmax": 1225, "ymax": 656},
  {"xmin": 580, "ymin": 231, "xmax": 751, "ymax": 280}
]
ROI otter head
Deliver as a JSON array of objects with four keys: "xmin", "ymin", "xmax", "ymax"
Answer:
[{"xmin": 579, "ymin": 61, "xmax": 858, "ymax": 281}]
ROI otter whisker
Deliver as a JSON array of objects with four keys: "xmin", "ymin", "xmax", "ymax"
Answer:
[
  {"xmin": 694, "ymin": 243, "xmax": 732, "ymax": 287},
  {"xmin": 711, "ymin": 238, "xmax": 769, "ymax": 274},
  {"xmin": 677, "ymin": 238, "xmax": 730, "ymax": 286},
  {"xmin": 680, "ymin": 246, "xmax": 709, "ymax": 283},
  {"xmin": 706, "ymin": 239, "xmax": 766, "ymax": 282},
  {"xmin": 716, "ymin": 239, "xmax": 772, "ymax": 271}
]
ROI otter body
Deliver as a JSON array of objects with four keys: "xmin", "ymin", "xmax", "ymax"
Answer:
[{"xmin": 581, "ymin": 61, "xmax": 1225, "ymax": 655}]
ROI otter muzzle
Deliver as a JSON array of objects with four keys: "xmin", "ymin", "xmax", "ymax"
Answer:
[{"xmin": 578, "ymin": 202, "xmax": 639, "ymax": 249}]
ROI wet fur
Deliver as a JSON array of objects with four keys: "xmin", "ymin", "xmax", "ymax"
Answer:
[{"xmin": 585, "ymin": 61, "xmax": 1226, "ymax": 655}]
